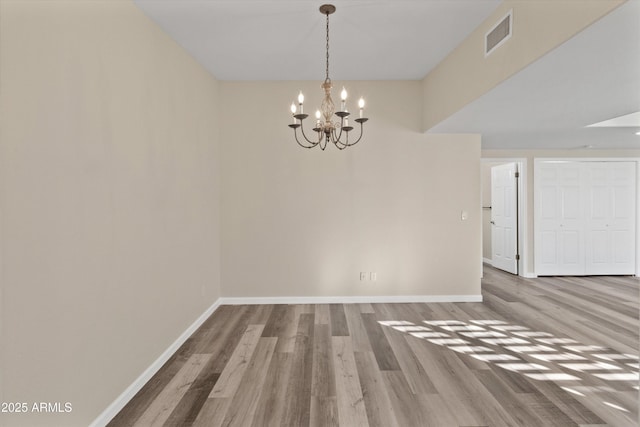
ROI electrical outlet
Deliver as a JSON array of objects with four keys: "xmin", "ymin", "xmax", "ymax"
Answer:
[{"xmin": 370, "ymin": 272, "xmax": 377, "ymax": 281}]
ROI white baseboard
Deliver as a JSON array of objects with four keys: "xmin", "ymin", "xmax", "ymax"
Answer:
[
  {"xmin": 89, "ymin": 298, "xmax": 223, "ymax": 427},
  {"xmin": 482, "ymin": 257, "xmax": 493, "ymax": 266},
  {"xmin": 219, "ymin": 295, "xmax": 483, "ymax": 305}
]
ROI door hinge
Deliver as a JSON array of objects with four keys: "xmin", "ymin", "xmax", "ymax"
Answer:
[
  {"xmin": 515, "ymin": 171, "xmax": 520, "ymax": 178},
  {"xmin": 515, "ymin": 254, "xmax": 520, "ymax": 260}
]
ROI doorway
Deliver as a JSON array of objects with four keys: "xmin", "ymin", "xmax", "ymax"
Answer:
[{"xmin": 481, "ymin": 158, "xmax": 527, "ymax": 276}]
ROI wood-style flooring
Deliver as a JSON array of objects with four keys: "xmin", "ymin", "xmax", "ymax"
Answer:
[{"xmin": 107, "ymin": 267, "xmax": 639, "ymax": 426}]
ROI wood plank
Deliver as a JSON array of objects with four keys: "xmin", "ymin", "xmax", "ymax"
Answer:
[
  {"xmin": 246, "ymin": 303, "xmax": 274, "ymax": 324},
  {"xmin": 344, "ymin": 304, "xmax": 373, "ymax": 352},
  {"xmin": 311, "ymin": 323, "xmax": 336, "ymax": 398},
  {"xmin": 314, "ymin": 304, "xmax": 330, "ymax": 325},
  {"xmin": 199, "ymin": 305, "xmax": 257, "ymax": 372},
  {"xmin": 381, "ymin": 370, "xmax": 432, "ymax": 426},
  {"xmin": 329, "ymin": 304, "xmax": 350, "ymax": 336},
  {"xmin": 473, "ymin": 369, "xmax": 565, "ymax": 427},
  {"xmin": 106, "ymin": 338, "xmax": 199, "ymax": 426},
  {"xmin": 262, "ymin": 304, "xmax": 299, "ymax": 353},
  {"xmin": 281, "ymin": 313, "xmax": 315, "ymax": 427},
  {"xmin": 309, "ymin": 396, "xmax": 339, "ymax": 427},
  {"xmin": 382, "ymin": 328, "xmax": 438, "ymax": 394},
  {"xmin": 261, "ymin": 305, "xmax": 288, "ymax": 337},
  {"xmin": 163, "ymin": 369, "xmax": 219, "ymax": 426},
  {"xmin": 361, "ymin": 313, "xmax": 401, "ymax": 371},
  {"xmin": 209, "ymin": 324, "xmax": 264, "ymax": 398},
  {"xmin": 192, "ymin": 398, "xmax": 230, "ymax": 427},
  {"xmin": 354, "ymin": 351, "xmax": 400, "ymax": 427},
  {"xmin": 358, "ymin": 303, "xmax": 376, "ymax": 314},
  {"xmin": 220, "ymin": 337, "xmax": 277, "ymax": 427},
  {"xmin": 331, "ymin": 336, "xmax": 369, "ymax": 426},
  {"xmin": 406, "ymin": 337, "xmax": 521, "ymax": 426},
  {"xmin": 250, "ymin": 352, "xmax": 292, "ymax": 427},
  {"xmin": 132, "ymin": 353, "xmax": 210, "ymax": 427},
  {"xmin": 417, "ymin": 394, "xmax": 462, "ymax": 427}
]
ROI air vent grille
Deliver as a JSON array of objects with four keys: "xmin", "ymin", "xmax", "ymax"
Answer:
[{"xmin": 485, "ymin": 10, "xmax": 512, "ymax": 56}]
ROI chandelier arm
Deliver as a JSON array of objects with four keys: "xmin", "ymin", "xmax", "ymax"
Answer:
[
  {"xmin": 293, "ymin": 126, "xmax": 318, "ymax": 149},
  {"xmin": 332, "ymin": 122, "xmax": 357, "ymax": 148},
  {"xmin": 298, "ymin": 121, "xmax": 321, "ymax": 147},
  {"xmin": 333, "ymin": 130, "xmax": 349, "ymax": 149},
  {"xmin": 333, "ymin": 139, "xmax": 348, "ymax": 150},
  {"xmin": 343, "ymin": 121, "xmax": 365, "ymax": 147},
  {"xmin": 328, "ymin": 123, "xmax": 344, "ymax": 147}
]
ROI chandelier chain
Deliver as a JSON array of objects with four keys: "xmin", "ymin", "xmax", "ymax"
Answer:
[{"xmin": 325, "ymin": 11, "xmax": 330, "ymax": 82}]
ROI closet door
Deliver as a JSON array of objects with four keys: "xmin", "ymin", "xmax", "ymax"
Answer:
[
  {"xmin": 585, "ymin": 162, "xmax": 636, "ymax": 275},
  {"xmin": 535, "ymin": 162, "xmax": 585, "ymax": 275}
]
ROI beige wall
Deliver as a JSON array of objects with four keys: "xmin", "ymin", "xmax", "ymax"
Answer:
[
  {"xmin": 0, "ymin": 1, "xmax": 221, "ymax": 426},
  {"xmin": 220, "ymin": 81, "xmax": 482, "ymax": 298},
  {"xmin": 482, "ymin": 149, "xmax": 640, "ymax": 276},
  {"xmin": 422, "ymin": 0, "xmax": 625, "ymax": 131}
]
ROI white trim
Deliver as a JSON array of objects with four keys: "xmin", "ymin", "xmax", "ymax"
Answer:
[
  {"xmin": 522, "ymin": 272, "xmax": 537, "ymax": 279},
  {"xmin": 517, "ymin": 160, "xmax": 529, "ymax": 276},
  {"xmin": 637, "ymin": 158, "xmax": 640, "ymax": 277},
  {"xmin": 483, "ymin": 257, "xmax": 493, "ymax": 266},
  {"xmin": 532, "ymin": 157, "xmax": 640, "ymax": 163},
  {"xmin": 219, "ymin": 295, "xmax": 483, "ymax": 305},
  {"xmin": 89, "ymin": 298, "xmax": 224, "ymax": 427}
]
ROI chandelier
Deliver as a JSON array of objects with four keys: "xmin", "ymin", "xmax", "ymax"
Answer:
[{"xmin": 288, "ymin": 4, "xmax": 368, "ymax": 150}]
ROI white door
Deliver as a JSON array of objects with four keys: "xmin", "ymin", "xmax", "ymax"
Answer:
[
  {"xmin": 535, "ymin": 161, "xmax": 636, "ymax": 276},
  {"xmin": 585, "ymin": 162, "xmax": 636, "ymax": 275},
  {"xmin": 491, "ymin": 163, "xmax": 518, "ymax": 274},
  {"xmin": 536, "ymin": 162, "xmax": 585, "ymax": 275}
]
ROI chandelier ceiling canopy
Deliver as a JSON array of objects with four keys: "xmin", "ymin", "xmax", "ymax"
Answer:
[{"xmin": 288, "ymin": 4, "xmax": 368, "ymax": 151}]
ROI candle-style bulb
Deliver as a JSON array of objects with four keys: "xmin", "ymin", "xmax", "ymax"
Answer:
[
  {"xmin": 298, "ymin": 92, "xmax": 304, "ymax": 104},
  {"xmin": 291, "ymin": 103, "xmax": 297, "ymax": 114},
  {"xmin": 315, "ymin": 110, "xmax": 321, "ymax": 119},
  {"xmin": 341, "ymin": 87, "xmax": 347, "ymax": 101},
  {"xmin": 358, "ymin": 98, "xmax": 365, "ymax": 109}
]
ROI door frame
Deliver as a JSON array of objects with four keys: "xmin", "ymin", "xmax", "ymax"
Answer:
[
  {"xmin": 482, "ymin": 158, "xmax": 529, "ymax": 277},
  {"xmin": 533, "ymin": 157, "xmax": 640, "ymax": 277}
]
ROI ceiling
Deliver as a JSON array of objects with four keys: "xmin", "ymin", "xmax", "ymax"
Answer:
[
  {"xmin": 134, "ymin": 0, "xmax": 640, "ymax": 150},
  {"xmin": 133, "ymin": 0, "xmax": 501, "ymax": 81},
  {"xmin": 428, "ymin": 0, "xmax": 640, "ymax": 150}
]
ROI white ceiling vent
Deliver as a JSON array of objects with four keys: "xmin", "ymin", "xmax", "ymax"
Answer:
[{"xmin": 485, "ymin": 10, "xmax": 512, "ymax": 56}]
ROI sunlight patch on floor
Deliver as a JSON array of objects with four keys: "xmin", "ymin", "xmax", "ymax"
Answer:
[
  {"xmin": 603, "ymin": 401, "xmax": 630, "ymax": 413},
  {"xmin": 378, "ymin": 318, "xmax": 639, "ymax": 415}
]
